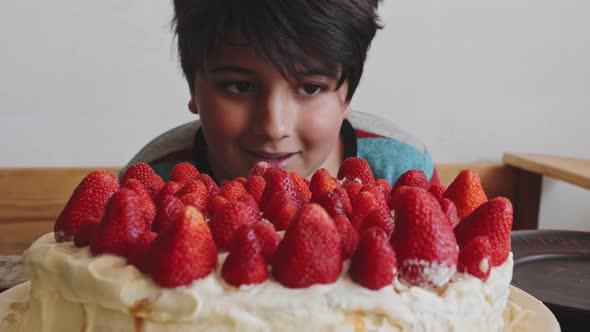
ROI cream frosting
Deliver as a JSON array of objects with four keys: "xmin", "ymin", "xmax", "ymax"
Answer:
[{"xmin": 19, "ymin": 233, "xmax": 514, "ymax": 332}]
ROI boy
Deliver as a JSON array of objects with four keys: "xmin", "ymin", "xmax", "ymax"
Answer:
[{"xmin": 126, "ymin": 0, "xmax": 439, "ymax": 186}]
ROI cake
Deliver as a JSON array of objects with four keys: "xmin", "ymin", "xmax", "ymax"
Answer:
[{"xmin": 16, "ymin": 158, "xmax": 515, "ymax": 331}]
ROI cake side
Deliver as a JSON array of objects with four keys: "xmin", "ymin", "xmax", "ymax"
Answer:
[{"xmin": 19, "ymin": 233, "xmax": 513, "ymax": 332}]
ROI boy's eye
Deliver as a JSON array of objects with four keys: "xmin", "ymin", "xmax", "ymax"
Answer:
[
  {"xmin": 298, "ymin": 84, "xmax": 323, "ymax": 96},
  {"xmin": 222, "ymin": 81, "xmax": 255, "ymax": 94}
]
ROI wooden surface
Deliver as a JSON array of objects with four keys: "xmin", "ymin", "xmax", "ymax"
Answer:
[
  {"xmin": 0, "ymin": 167, "xmax": 120, "ymax": 224},
  {"xmin": 0, "ymin": 164, "xmax": 528, "ymax": 255},
  {"xmin": 503, "ymin": 152, "xmax": 590, "ymax": 190},
  {"xmin": 0, "ymin": 222, "xmax": 54, "ymax": 255}
]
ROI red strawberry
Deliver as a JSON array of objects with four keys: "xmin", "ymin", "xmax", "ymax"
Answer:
[
  {"xmin": 314, "ymin": 191, "xmax": 345, "ymax": 218},
  {"xmin": 54, "ymin": 170, "xmax": 119, "ymax": 242},
  {"xmin": 218, "ymin": 180, "xmax": 248, "ymax": 201},
  {"xmin": 120, "ymin": 163, "xmax": 164, "ymax": 200},
  {"xmin": 272, "ymin": 204, "xmax": 343, "ymax": 288},
  {"xmin": 349, "ymin": 191, "xmax": 380, "ymax": 230},
  {"xmin": 443, "ymin": 170, "xmax": 488, "ymax": 219},
  {"xmin": 197, "ymin": 173, "xmax": 220, "ymax": 197},
  {"xmin": 349, "ymin": 227, "xmax": 397, "ymax": 290},
  {"xmin": 342, "ymin": 180, "xmax": 363, "ymax": 210},
  {"xmin": 155, "ymin": 181, "xmax": 182, "ymax": 205},
  {"xmin": 250, "ymin": 221, "xmax": 281, "ymax": 262},
  {"xmin": 169, "ymin": 162, "xmax": 199, "ymax": 184},
  {"xmin": 260, "ymin": 168, "xmax": 297, "ymax": 209},
  {"xmin": 249, "ymin": 161, "xmax": 273, "ymax": 177},
  {"xmin": 180, "ymin": 191, "xmax": 208, "ymax": 214},
  {"xmin": 234, "ymin": 177, "xmax": 248, "ymax": 185},
  {"xmin": 359, "ymin": 206, "xmax": 394, "ymax": 238},
  {"xmin": 333, "ymin": 215, "xmax": 359, "ymax": 259},
  {"xmin": 146, "ymin": 206, "xmax": 217, "ymax": 287},
  {"xmin": 237, "ymin": 193, "xmax": 262, "ymax": 221},
  {"xmin": 221, "ymin": 225, "xmax": 268, "ymax": 286},
  {"xmin": 454, "ymin": 197, "xmax": 513, "ymax": 267},
  {"xmin": 290, "ymin": 172, "xmax": 312, "ymax": 207},
  {"xmin": 208, "ymin": 200, "xmax": 258, "ymax": 251},
  {"xmin": 337, "ymin": 157, "xmax": 374, "ymax": 185},
  {"xmin": 359, "ymin": 184, "xmax": 388, "ymax": 210},
  {"xmin": 428, "ymin": 184, "xmax": 446, "ymax": 200},
  {"xmin": 175, "ymin": 179, "xmax": 208, "ymax": 199},
  {"xmin": 90, "ymin": 188, "xmax": 149, "ymax": 258},
  {"xmin": 245, "ymin": 175, "xmax": 266, "ymax": 204},
  {"xmin": 127, "ymin": 231, "xmax": 157, "ymax": 271},
  {"xmin": 334, "ymin": 187, "xmax": 352, "ymax": 216},
  {"xmin": 207, "ymin": 195, "xmax": 229, "ymax": 217},
  {"xmin": 261, "ymin": 193, "xmax": 298, "ymax": 231},
  {"xmin": 152, "ymin": 195, "xmax": 184, "ymax": 233},
  {"xmin": 439, "ymin": 198, "xmax": 460, "ymax": 228},
  {"xmin": 73, "ymin": 217, "xmax": 100, "ymax": 247},
  {"xmin": 457, "ymin": 236, "xmax": 492, "ymax": 281},
  {"xmin": 309, "ymin": 168, "xmax": 338, "ymax": 201},
  {"xmin": 392, "ymin": 170, "xmax": 429, "ymax": 192},
  {"xmin": 121, "ymin": 179, "xmax": 157, "ymax": 226},
  {"xmin": 391, "ymin": 187, "xmax": 458, "ymax": 287},
  {"xmin": 388, "ymin": 185, "xmax": 413, "ymax": 211},
  {"xmin": 374, "ymin": 179, "xmax": 393, "ymax": 196}
]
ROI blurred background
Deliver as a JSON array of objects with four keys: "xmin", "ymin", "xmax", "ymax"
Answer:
[{"xmin": 0, "ymin": 1, "xmax": 588, "ymax": 230}]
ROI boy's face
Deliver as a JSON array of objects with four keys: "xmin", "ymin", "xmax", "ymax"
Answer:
[{"xmin": 189, "ymin": 36, "xmax": 351, "ymax": 182}]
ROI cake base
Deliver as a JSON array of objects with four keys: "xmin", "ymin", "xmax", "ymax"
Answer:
[
  {"xmin": 2, "ymin": 283, "xmax": 561, "ymax": 332},
  {"xmin": 15, "ymin": 233, "xmax": 515, "ymax": 332}
]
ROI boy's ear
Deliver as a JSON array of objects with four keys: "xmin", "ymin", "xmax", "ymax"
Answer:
[
  {"xmin": 343, "ymin": 103, "xmax": 352, "ymax": 118},
  {"xmin": 188, "ymin": 97, "xmax": 198, "ymax": 114}
]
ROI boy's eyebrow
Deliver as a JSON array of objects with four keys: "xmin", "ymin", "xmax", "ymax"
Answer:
[
  {"xmin": 210, "ymin": 66, "xmax": 255, "ymax": 75},
  {"xmin": 294, "ymin": 68, "xmax": 340, "ymax": 80},
  {"xmin": 209, "ymin": 65, "xmax": 341, "ymax": 80}
]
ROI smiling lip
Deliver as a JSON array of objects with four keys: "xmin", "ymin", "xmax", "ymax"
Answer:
[{"xmin": 244, "ymin": 150, "xmax": 298, "ymax": 169}]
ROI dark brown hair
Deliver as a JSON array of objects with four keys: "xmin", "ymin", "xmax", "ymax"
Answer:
[{"xmin": 172, "ymin": 0, "xmax": 382, "ymax": 102}]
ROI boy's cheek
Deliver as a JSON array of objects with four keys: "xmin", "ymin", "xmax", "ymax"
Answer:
[
  {"xmin": 300, "ymin": 106, "xmax": 345, "ymax": 135},
  {"xmin": 197, "ymin": 100, "xmax": 246, "ymax": 134},
  {"xmin": 299, "ymin": 121, "xmax": 341, "ymax": 151},
  {"xmin": 202, "ymin": 116, "xmax": 242, "ymax": 141}
]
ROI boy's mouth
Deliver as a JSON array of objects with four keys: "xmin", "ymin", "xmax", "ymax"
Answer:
[{"xmin": 244, "ymin": 150, "xmax": 298, "ymax": 169}]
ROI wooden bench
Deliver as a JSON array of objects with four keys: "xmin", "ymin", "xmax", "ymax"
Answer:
[{"xmin": 0, "ymin": 163, "xmax": 537, "ymax": 255}]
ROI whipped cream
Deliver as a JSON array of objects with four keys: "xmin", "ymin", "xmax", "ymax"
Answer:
[{"xmin": 19, "ymin": 233, "xmax": 513, "ymax": 332}]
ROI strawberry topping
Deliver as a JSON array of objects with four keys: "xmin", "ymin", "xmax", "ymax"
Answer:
[
  {"xmin": 54, "ymin": 170, "xmax": 119, "ymax": 242},
  {"xmin": 391, "ymin": 187, "xmax": 458, "ymax": 287},
  {"xmin": 272, "ymin": 204, "xmax": 343, "ymax": 288},
  {"xmin": 454, "ymin": 197, "xmax": 513, "ymax": 266},
  {"xmin": 169, "ymin": 162, "xmax": 199, "ymax": 184},
  {"xmin": 349, "ymin": 227, "xmax": 397, "ymax": 290},
  {"xmin": 457, "ymin": 235, "xmax": 492, "ymax": 281},
  {"xmin": 337, "ymin": 157, "xmax": 375, "ymax": 185},
  {"xmin": 443, "ymin": 169, "xmax": 488, "ymax": 219},
  {"xmin": 221, "ymin": 224, "xmax": 268, "ymax": 286},
  {"xmin": 146, "ymin": 206, "xmax": 217, "ymax": 287}
]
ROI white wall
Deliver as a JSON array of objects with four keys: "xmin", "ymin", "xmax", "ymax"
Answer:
[{"xmin": 1, "ymin": 1, "xmax": 588, "ymax": 231}]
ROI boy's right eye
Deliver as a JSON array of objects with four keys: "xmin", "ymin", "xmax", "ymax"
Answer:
[{"xmin": 219, "ymin": 81, "xmax": 256, "ymax": 94}]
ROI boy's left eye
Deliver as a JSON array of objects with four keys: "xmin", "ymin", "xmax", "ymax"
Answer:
[
  {"xmin": 298, "ymin": 84, "xmax": 324, "ymax": 96},
  {"xmin": 219, "ymin": 81, "xmax": 256, "ymax": 94}
]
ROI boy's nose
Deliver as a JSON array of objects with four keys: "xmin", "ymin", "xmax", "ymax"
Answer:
[{"xmin": 254, "ymin": 89, "xmax": 293, "ymax": 141}]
